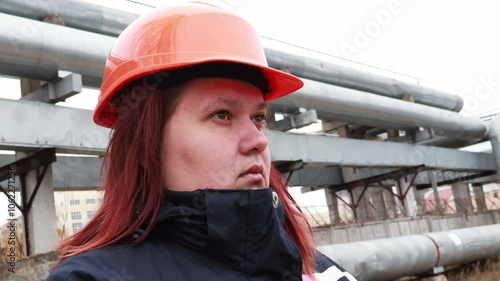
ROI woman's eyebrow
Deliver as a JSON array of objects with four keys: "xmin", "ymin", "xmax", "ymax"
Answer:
[
  {"xmin": 256, "ymin": 103, "xmax": 267, "ymax": 110},
  {"xmin": 202, "ymin": 98, "xmax": 239, "ymax": 113},
  {"xmin": 202, "ymin": 99, "xmax": 267, "ymax": 112}
]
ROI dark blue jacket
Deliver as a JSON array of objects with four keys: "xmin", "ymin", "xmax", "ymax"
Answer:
[{"xmin": 47, "ymin": 189, "xmax": 356, "ymax": 281}]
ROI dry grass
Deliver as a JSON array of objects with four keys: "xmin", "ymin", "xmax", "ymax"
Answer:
[{"xmin": 445, "ymin": 256, "xmax": 500, "ymax": 281}]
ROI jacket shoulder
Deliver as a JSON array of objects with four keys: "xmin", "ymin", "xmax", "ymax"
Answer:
[
  {"xmin": 46, "ymin": 245, "xmax": 137, "ymax": 281},
  {"xmin": 46, "ymin": 254, "xmax": 101, "ymax": 281}
]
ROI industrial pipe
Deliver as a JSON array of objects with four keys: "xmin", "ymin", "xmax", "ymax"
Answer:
[
  {"xmin": 0, "ymin": 12, "xmax": 113, "ymax": 87},
  {"xmin": 319, "ymin": 224, "xmax": 500, "ymax": 281},
  {"xmin": 0, "ymin": 13, "xmax": 487, "ymax": 141},
  {"xmin": 0, "ymin": 0, "xmax": 464, "ymax": 112},
  {"xmin": 274, "ymin": 78, "xmax": 487, "ymax": 140},
  {"xmin": 0, "ymin": 0, "xmax": 138, "ymax": 37},
  {"xmin": 264, "ymin": 48, "xmax": 464, "ymax": 112},
  {"xmin": 488, "ymin": 115, "xmax": 500, "ymax": 180}
]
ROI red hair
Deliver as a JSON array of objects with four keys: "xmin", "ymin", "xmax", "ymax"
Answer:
[{"xmin": 54, "ymin": 78, "xmax": 316, "ymax": 275}]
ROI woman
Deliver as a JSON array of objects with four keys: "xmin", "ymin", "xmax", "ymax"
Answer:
[{"xmin": 47, "ymin": 2, "xmax": 356, "ymax": 281}]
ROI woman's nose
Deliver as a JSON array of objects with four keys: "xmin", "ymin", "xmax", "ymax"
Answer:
[{"xmin": 238, "ymin": 120, "xmax": 269, "ymax": 155}]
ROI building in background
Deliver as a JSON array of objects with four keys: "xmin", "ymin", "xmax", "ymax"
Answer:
[{"xmin": 54, "ymin": 190, "xmax": 102, "ymax": 239}]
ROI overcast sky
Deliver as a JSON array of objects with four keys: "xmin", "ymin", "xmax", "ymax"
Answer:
[{"xmin": 1, "ymin": 0, "xmax": 500, "ymax": 222}]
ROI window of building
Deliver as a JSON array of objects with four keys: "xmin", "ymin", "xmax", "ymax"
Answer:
[
  {"xmin": 71, "ymin": 211, "xmax": 82, "ymax": 220},
  {"xmin": 69, "ymin": 199, "xmax": 80, "ymax": 205},
  {"xmin": 86, "ymin": 198, "xmax": 96, "ymax": 204},
  {"xmin": 87, "ymin": 210, "xmax": 96, "ymax": 219},
  {"xmin": 72, "ymin": 222, "xmax": 83, "ymax": 233}
]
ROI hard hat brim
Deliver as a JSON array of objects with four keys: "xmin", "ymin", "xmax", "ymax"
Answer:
[{"xmin": 94, "ymin": 54, "xmax": 304, "ymax": 128}]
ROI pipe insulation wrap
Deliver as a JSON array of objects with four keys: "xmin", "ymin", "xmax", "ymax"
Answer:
[
  {"xmin": 318, "ymin": 224, "xmax": 500, "ymax": 281},
  {"xmin": 426, "ymin": 225, "xmax": 500, "ymax": 267}
]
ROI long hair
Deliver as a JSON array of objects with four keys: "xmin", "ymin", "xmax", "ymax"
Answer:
[{"xmin": 54, "ymin": 78, "xmax": 316, "ymax": 275}]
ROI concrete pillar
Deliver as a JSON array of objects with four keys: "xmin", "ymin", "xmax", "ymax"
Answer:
[
  {"xmin": 369, "ymin": 187, "xmax": 385, "ymax": 220},
  {"xmin": 383, "ymin": 188, "xmax": 397, "ymax": 219},
  {"xmin": 413, "ymin": 186, "xmax": 427, "ymax": 215},
  {"xmin": 395, "ymin": 178, "xmax": 405, "ymax": 216},
  {"xmin": 324, "ymin": 121, "xmax": 370, "ymax": 223},
  {"xmin": 16, "ymin": 152, "xmax": 58, "ymax": 256},
  {"xmin": 336, "ymin": 190, "xmax": 355, "ymax": 222},
  {"xmin": 428, "ymin": 171, "xmax": 443, "ymax": 215},
  {"xmin": 451, "ymin": 182, "xmax": 473, "ymax": 214},
  {"xmin": 350, "ymin": 185, "xmax": 370, "ymax": 222},
  {"xmin": 396, "ymin": 177, "xmax": 418, "ymax": 217},
  {"xmin": 324, "ymin": 188, "xmax": 341, "ymax": 225},
  {"xmin": 472, "ymin": 183, "xmax": 487, "ymax": 212}
]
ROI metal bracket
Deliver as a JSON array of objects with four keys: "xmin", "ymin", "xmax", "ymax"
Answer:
[
  {"xmin": 274, "ymin": 160, "xmax": 304, "ymax": 186},
  {"xmin": 0, "ymin": 148, "xmax": 56, "ymax": 182},
  {"xmin": 267, "ymin": 109, "xmax": 318, "ymax": 131},
  {"xmin": 390, "ymin": 128, "xmax": 443, "ymax": 144},
  {"xmin": 20, "ymin": 72, "xmax": 82, "ymax": 103},
  {"xmin": 0, "ymin": 148, "xmax": 56, "ymax": 213}
]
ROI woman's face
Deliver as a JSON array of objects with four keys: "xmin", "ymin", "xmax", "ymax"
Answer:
[{"xmin": 161, "ymin": 77, "xmax": 271, "ymax": 191}]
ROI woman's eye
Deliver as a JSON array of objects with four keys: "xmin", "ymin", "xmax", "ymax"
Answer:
[
  {"xmin": 252, "ymin": 114, "xmax": 267, "ymax": 124},
  {"xmin": 212, "ymin": 111, "xmax": 231, "ymax": 120}
]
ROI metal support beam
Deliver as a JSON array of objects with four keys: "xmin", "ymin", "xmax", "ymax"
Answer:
[
  {"xmin": 267, "ymin": 109, "xmax": 318, "ymax": 131},
  {"xmin": 20, "ymin": 73, "xmax": 82, "ymax": 103},
  {"xmin": 293, "ymin": 166, "xmax": 343, "ymax": 188},
  {"xmin": 0, "ymin": 98, "xmax": 109, "ymax": 154},
  {"xmin": 1, "ymin": 152, "xmax": 496, "ymax": 192},
  {"xmin": 333, "ymin": 184, "xmax": 370, "ymax": 222},
  {"xmin": 268, "ymin": 130, "xmax": 495, "ymax": 171},
  {"xmin": 0, "ymin": 148, "xmax": 56, "ymax": 182},
  {"xmin": 0, "ymin": 184, "xmax": 22, "ymax": 212},
  {"xmin": 415, "ymin": 170, "xmax": 496, "ymax": 189},
  {"xmin": 329, "ymin": 165, "xmax": 426, "ymax": 191},
  {"xmin": 273, "ymin": 160, "xmax": 304, "ymax": 173}
]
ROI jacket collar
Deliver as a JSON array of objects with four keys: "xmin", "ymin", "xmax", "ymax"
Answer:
[{"xmin": 149, "ymin": 188, "xmax": 303, "ymax": 279}]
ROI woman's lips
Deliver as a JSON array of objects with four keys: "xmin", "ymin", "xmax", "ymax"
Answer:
[
  {"xmin": 239, "ymin": 164, "xmax": 264, "ymax": 182},
  {"xmin": 240, "ymin": 172, "xmax": 264, "ymax": 182}
]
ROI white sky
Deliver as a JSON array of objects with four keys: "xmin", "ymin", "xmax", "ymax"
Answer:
[{"xmin": 1, "ymin": 0, "xmax": 500, "ymax": 223}]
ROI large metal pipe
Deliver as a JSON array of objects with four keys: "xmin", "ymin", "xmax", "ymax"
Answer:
[
  {"xmin": 264, "ymin": 48, "xmax": 464, "ymax": 112},
  {"xmin": 0, "ymin": 0, "xmax": 464, "ymax": 112},
  {"xmin": 275, "ymin": 78, "xmax": 487, "ymax": 140},
  {"xmin": 488, "ymin": 116, "xmax": 500, "ymax": 180},
  {"xmin": 0, "ymin": 13, "xmax": 113, "ymax": 87},
  {"xmin": 0, "ymin": 13, "xmax": 487, "ymax": 141},
  {"xmin": 319, "ymin": 224, "xmax": 500, "ymax": 281},
  {"xmin": 0, "ymin": 0, "xmax": 138, "ymax": 37}
]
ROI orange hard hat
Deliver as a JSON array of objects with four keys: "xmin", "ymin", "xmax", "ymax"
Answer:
[{"xmin": 94, "ymin": 2, "xmax": 304, "ymax": 128}]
